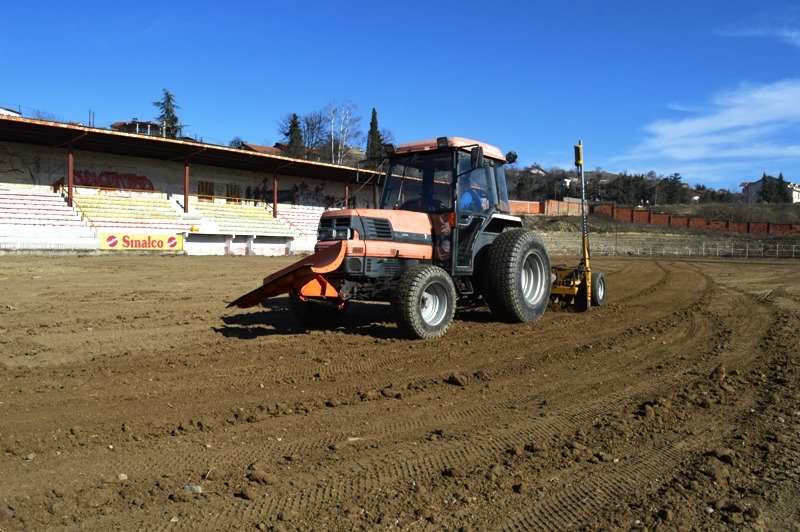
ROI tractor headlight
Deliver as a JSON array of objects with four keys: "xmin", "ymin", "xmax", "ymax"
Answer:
[{"xmin": 318, "ymin": 227, "xmax": 352, "ymax": 241}]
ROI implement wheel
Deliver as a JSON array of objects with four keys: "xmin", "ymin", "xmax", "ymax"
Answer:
[
  {"xmin": 483, "ymin": 229, "xmax": 551, "ymax": 323},
  {"xmin": 575, "ymin": 271, "xmax": 606, "ymax": 311},
  {"xmin": 591, "ymin": 271, "xmax": 606, "ymax": 306},
  {"xmin": 393, "ymin": 264, "xmax": 456, "ymax": 339}
]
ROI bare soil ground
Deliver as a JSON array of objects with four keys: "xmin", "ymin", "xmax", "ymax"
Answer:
[{"xmin": 0, "ymin": 253, "xmax": 798, "ymax": 531}]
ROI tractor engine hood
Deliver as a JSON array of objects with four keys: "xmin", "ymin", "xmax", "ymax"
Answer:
[{"xmin": 315, "ymin": 208, "xmax": 437, "ymax": 261}]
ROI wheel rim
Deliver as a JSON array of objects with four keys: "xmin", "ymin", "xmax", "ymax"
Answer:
[
  {"xmin": 419, "ymin": 282, "xmax": 449, "ymax": 326},
  {"xmin": 595, "ymin": 277, "xmax": 605, "ymax": 302},
  {"xmin": 521, "ymin": 252, "xmax": 547, "ymax": 304}
]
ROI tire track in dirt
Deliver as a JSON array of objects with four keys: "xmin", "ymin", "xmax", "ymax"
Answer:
[
  {"xmin": 92, "ymin": 263, "xmax": 775, "ymax": 529},
  {"xmin": 2, "ymin": 256, "xmax": 797, "ymax": 531}
]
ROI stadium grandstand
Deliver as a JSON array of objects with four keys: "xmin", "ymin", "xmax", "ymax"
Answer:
[{"xmin": 0, "ymin": 115, "xmax": 381, "ymax": 255}]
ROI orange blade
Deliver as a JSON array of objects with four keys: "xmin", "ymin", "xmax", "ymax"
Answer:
[{"xmin": 227, "ymin": 241, "xmax": 346, "ymax": 308}]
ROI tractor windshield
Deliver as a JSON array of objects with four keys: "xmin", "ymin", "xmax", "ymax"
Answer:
[{"xmin": 381, "ymin": 151, "xmax": 454, "ymax": 212}]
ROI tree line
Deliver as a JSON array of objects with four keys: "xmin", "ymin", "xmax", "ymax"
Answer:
[
  {"xmin": 507, "ymin": 164, "xmax": 795, "ymax": 206},
  {"xmin": 152, "ymin": 90, "xmax": 392, "ymax": 167}
]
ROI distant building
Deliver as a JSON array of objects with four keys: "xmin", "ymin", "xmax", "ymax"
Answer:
[
  {"xmin": 741, "ymin": 177, "xmax": 800, "ymax": 203},
  {"xmin": 0, "ymin": 106, "xmax": 22, "ymax": 117},
  {"xmin": 240, "ymin": 142, "xmax": 283, "ymax": 155},
  {"xmin": 110, "ymin": 118, "xmax": 163, "ymax": 137}
]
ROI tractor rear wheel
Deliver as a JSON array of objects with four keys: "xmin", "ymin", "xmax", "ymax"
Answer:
[
  {"xmin": 289, "ymin": 293, "xmax": 348, "ymax": 329},
  {"xmin": 483, "ymin": 229, "xmax": 551, "ymax": 323},
  {"xmin": 393, "ymin": 264, "xmax": 456, "ymax": 339}
]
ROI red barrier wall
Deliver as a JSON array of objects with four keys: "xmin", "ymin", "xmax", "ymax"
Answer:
[
  {"xmin": 728, "ymin": 221, "xmax": 749, "ymax": 233},
  {"xmin": 688, "ymin": 217, "xmax": 707, "ymax": 229},
  {"xmin": 546, "ymin": 200, "xmax": 582, "ymax": 216},
  {"xmin": 592, "ymin": 204, "xmax": 614, "ymax": 217},
  {"xmin": 632, "ymin": 210, "xmax": 650, "ymax": 224},
  {"xmin": 769, "ymin": 223, "xmax": 798, "ymax": 235},
  {"xmin": 509, "ymin": 200, "xmax": 544, "ymax": 215},
  {"xmin": 616, "ymin": 207, "xmax": 634, "ymax": 222},
  {"xmin": 515, "ymin": 201, "xmax": 799, "ymax": 237},
  {"xmin": 651, "ymin": 213, "xmax": 670, "ymax": 226},
  {"xmin": 707, "ymin": 219, "xmax": 727, "ymax": 231},
  {"xmin": 670, "ymin": 215, "xmax": 689, "ymax": 228}
]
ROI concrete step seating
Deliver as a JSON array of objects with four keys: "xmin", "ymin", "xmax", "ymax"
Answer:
[
  {"xmin": 274, "ymin": 204, "xmax": 325, "ymax": 236},
  {"xmin": 192, "ymin": 202, "xmax": 295, "ymax": 236},
  {"xmin": 74, "ymin": 192, "xmax": 193, "ymax": 233},
  {"xmin": 0, "ymin": 189, "xmax": 90, "ymax": 229}
]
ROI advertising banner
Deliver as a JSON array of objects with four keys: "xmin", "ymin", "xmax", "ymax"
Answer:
[{"xmin": 99, "ymin": 233, "xmax": 183, "ymax": 251}]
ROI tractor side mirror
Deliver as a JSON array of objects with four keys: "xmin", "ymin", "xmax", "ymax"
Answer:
[{"xmin": 470, "ymin": 146, "xmax": 484, "ymax": 169}]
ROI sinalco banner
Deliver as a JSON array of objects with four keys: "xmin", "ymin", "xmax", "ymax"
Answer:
[{"xmin": 99, "ymin": 233, "xmax": 183, "ymax": 251}]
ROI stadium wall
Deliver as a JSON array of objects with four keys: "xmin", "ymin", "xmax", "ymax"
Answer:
[{"xmin": 0, "ymin": 140, "xmax": 376, "ymax": 209}]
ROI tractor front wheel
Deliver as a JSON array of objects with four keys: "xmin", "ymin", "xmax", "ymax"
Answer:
[
  {"xmin": 393, "ymin": 264, "xmax": 456, "ymax": 339},
  {"xmin": 483, "ymin": 229, "xmax": 551, "ymax": 323}
]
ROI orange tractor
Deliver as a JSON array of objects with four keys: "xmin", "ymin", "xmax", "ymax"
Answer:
[{"xmin": 229, "ymin": 136, "xmax": 603, "ymax": 339}]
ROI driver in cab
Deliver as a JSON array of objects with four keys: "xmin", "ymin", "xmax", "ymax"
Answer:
[{"xmin": 458, "ymin": 172, "xmax": 489, "ymax": 212}]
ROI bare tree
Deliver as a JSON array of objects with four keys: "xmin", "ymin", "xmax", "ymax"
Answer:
[
  {"xmin": 302, "ymin": 111, "xmax": 327, "ymax": 157},
  {"xmin": 380, "ymin": 128, "xmax": 395, "ymax": 145},
  {"xmin": 30, "ymin": 109, "xmax": 60, "ymax": 122},
  {"xmin": 324, "ymin": 99, "xmax": 363, "ymax": 165}
]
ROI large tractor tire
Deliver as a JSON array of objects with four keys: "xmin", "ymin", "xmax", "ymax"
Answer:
[
  {"xmin": 575, "ymin": 271, "xmax": 606, "ymax": 311},
  {"xmin": 289, "ymin": 292, "xmax": 348, "ymax": 329},
  {"xmin": 393, "ymin": 264, "xmax": 457, "ymax": 340},
  {"xmin": 483, "ymin": 229, "xmax": 551, "ymax": 323}
]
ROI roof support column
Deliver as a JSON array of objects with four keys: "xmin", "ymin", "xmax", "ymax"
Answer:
[
  {"xmin": 67, "ymin": 144, "xmax": 74, "ymax": 207},
  {"xmin": 272, "ymin": 171, "xmax": 278, "ymax": 218},
  {"xmin": 183, "ymin": 159, "xmax": 190, "ymax": 213},
  {"xmin": 344, "ymin": 182, "xmax": 350, "ymax": 209}
]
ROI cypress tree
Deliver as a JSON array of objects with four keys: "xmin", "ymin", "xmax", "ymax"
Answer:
[
  {"xmin": 365, "ymin": 108, "xmax": 384, "ymax": 162},
  {"xmin": 285, "ymin": 114, "xmax": 305, "ymax": 159}
]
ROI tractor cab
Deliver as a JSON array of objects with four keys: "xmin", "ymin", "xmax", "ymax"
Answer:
[
  {"xmin": 379, "ymin": 137, "xmax": 520, "ymax": 277},
  {"xmin": 379, "ymin": 136, "xmax": 512, "ymax": 216}
]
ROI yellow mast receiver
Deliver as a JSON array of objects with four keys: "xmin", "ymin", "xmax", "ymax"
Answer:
[{"xmin": 576, "ymin": 140, "xmax": 590, "ymax": 308}]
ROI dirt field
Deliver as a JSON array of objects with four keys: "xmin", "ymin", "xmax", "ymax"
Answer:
[{"xmin": 1, "ymin": 253, "xmax": 798, "ymax": 531}]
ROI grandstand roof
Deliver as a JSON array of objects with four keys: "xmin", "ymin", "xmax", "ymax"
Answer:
[{"xmin": 0, "ymin": 115, "xmax": 376, "ymax": 184}]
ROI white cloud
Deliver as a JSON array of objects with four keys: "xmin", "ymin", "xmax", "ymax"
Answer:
[
  {"xmin": 717, "ymin": 26, "xmax": 800, "ymax": 48},
  {"xmin": 611, "ymin": 80, "xmax": 800, "ymax": 187}
]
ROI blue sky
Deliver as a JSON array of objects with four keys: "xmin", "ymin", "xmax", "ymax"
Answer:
[{"xmin": 2, "ymin": 1, "xmax": 799, "ymax": 191}]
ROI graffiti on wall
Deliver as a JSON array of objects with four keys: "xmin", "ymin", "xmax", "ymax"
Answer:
[
  {"xmin": 0, "ymin": 143, "xmax": 63, "ymax": 185},
  {"xmin": 73, "ymin": 170, "xmax": 154, "ymax": 190},
  {"xmin": 245, "ymin": 180, "xmax": 340, "ymax": 208}
]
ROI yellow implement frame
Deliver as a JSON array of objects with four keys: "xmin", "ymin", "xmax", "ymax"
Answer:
[{"xmin": 550, "ymin": 140, "xmax": 592, "ymax": 309}]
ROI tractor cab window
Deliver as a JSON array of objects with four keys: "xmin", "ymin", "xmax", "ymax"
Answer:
[
  {"xmin": 493, "ymin": 164, "xmax": 511, "ymax": 213},
  {"xmin": 457, "ymin": 153, "xmax": 491, "ymax": 212},
  {"xmin": 381, "ymin": 152, "xmax": 454, "ymax": 212}
]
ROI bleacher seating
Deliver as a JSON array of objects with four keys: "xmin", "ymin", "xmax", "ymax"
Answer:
[
  {"xmin": 190, "ymin": 201, "xmax": 295, "ymax": 237},
  {"xmin": 0, "ymin": 187, "xmax": 96, "ymax": 250},
  {"xmin": 73, "ymin": 192, "xmax": 193, "ymax": 233},
  {"xmin": 0, "ymin": 186, "xmax": 323, "ymax": 252},
  {"xmin": 274, "ymin": 204, "xmax": 324, "ymax": 236}
]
